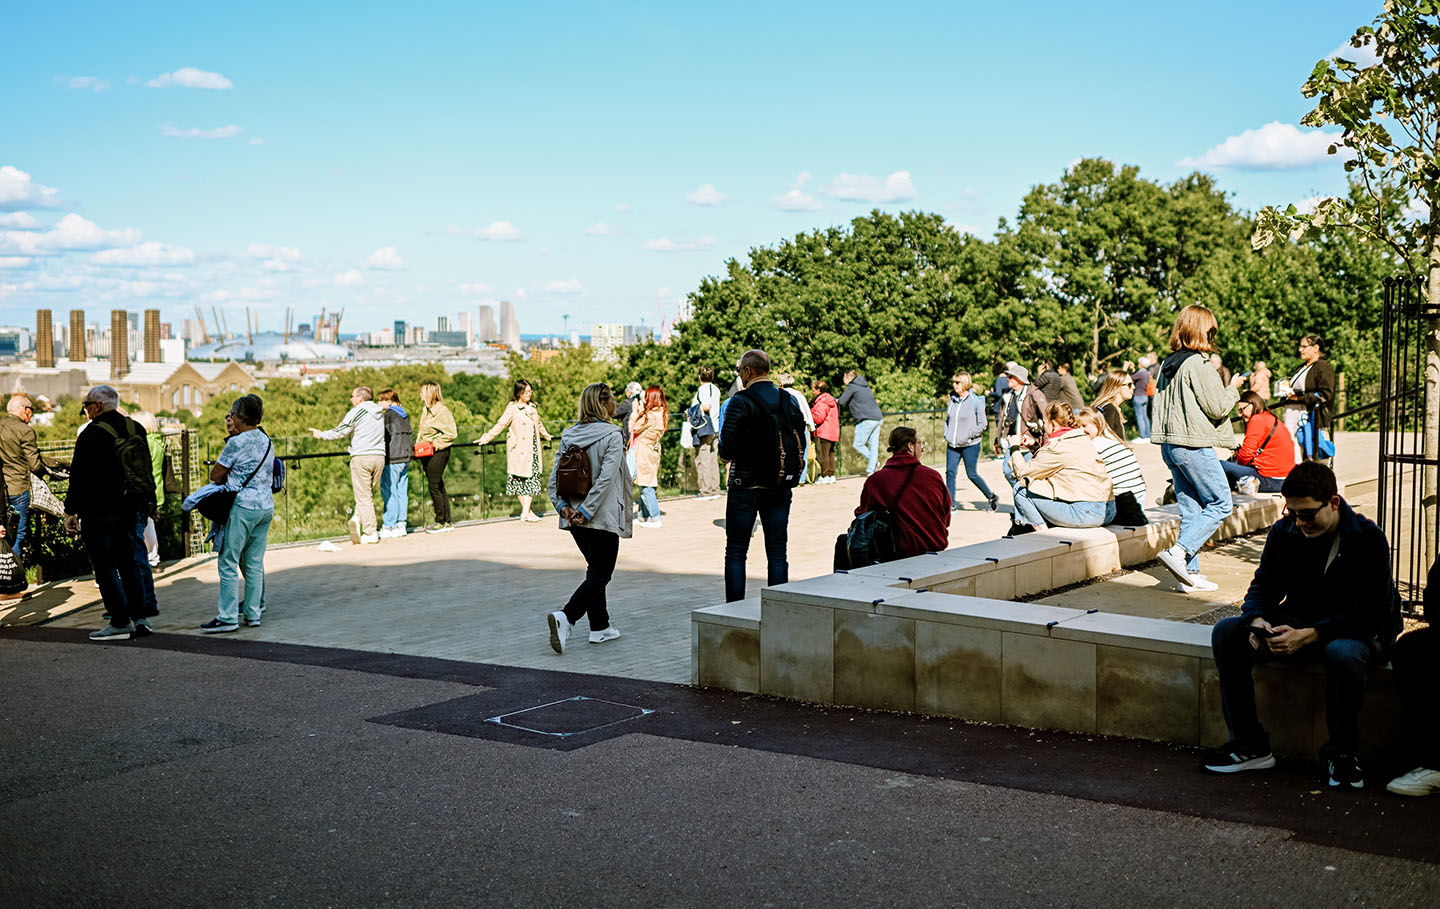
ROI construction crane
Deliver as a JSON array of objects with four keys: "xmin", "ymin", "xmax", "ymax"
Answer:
[
  {"xmin": 211, "ymin": 305, "xmax": 223, "ymax": 341},
  {"xmin": 193, "ymin": 305, "xmax": 211, "ymax": 344}
]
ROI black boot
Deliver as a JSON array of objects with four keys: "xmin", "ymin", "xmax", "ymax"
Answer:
[{"xmin": 1004, "ymin": 521, "xmax": 1035, "ymax": 538}]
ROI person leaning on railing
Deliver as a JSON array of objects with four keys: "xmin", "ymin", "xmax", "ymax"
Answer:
[{"xmin": 416, "ymin": 382, "xmax": 457, "ymax": 533}]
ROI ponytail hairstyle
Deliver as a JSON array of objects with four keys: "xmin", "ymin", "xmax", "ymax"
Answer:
[
  {"xmin": 1046, "ymin": 400, "xmax": 1078, "ymax": 429},
  {"xmin": 886, "ymin": 425, "xmax": 918, "ymax": 453}
]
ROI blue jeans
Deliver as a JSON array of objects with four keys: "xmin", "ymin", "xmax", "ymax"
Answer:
[
  {"xmin": 217, "ymin": 504, "xmax": 272, "ymax": 623},
  {"xmin": 1212, "ymin": 616, "xmax": 1378, "ymax": 756},
  {"xmin": 945, "ymin": 443, "xmax": 992, "ymax": 506},
  {"xmin": 380, "ymin": 462, "xmax": 409, "ymax": 529},
  {"xmin": 133, "ymin": 511, "xmax": 157, "ymax": 611},
  {"xmin": 637, "ymin": 486, "xmax": 661, "ymax": 520},
  {"xmin": 1220, "ymin": 459, "xmax": 1285, "ymax": 493},
  {"xmin": 1011, "ymin": 489, "xmax": 1114, "ymax": 528},
  {"xmin": 724, "ymin": 486, "xmax": 792, "ymax": 602},
  {"xmin": 799, "ymin": 434, "xmax": 811, "ymax": 484},
  {"xmin": 853, "ymin": 420, "xmax": 882, "ymax": 474},
  {"xmin": 81, "ymin": 510, "xmax": 147, "ymax": 627},
  {"xmin": 1133, "ymin": 394, "xmax": 1151, "ymax": 439},
  {"xmin": 1161, "ymin": 444, "xmax": 1233, "ymax": 573},
  {"xmin": 7, "ymin": 490, "xmax": 29, "ymax": 564}
]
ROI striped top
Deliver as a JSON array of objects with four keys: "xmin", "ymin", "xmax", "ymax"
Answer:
[{"xmin": 1093, "ymin": 435, "xmax": 1146, "ymax": 500}]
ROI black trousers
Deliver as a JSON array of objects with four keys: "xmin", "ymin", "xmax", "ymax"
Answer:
[
  {"xmin": 1391, "ymin": 627, "xmax": 1440, "ymax": 767},
  {"xmin": 420, "ymin": 448, "xmax": 451, "ymax": 525},
  {"xmin": 81, "ymin": 510, "xmax": 147, "ymax": 628},
  {"xmin": 562, "ymin": 527, "xmax": 617, "ymax": 631}
]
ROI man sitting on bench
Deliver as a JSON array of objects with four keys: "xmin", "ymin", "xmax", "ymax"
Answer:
[{"xmin": 1203, "ymin": 462, "xmax": 1400, "ymax": 788}]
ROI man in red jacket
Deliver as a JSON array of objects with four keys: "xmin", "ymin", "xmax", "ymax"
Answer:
[
  {"xmin": 1222, "ymin": 391, "xmax": 1293, "ymax": 493},
  {"xmin": 854, "ymin": 427, "xmax": 951, "ymax": 559}
]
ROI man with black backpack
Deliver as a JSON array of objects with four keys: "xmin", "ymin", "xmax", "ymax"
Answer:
[
  {"xmin": 718, "ymin": 349, "xmax": 807, "ymax": 602},
  {"xmin": 65, "ymin": 385, "xmax": 157, "ymax": 641}
]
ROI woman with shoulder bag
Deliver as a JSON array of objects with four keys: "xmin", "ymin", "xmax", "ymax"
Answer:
[
  {"xmin": 416, "ymin": 382, "xmax": 457, "ymax": 532},
  {"xmin": 546, "ymin": 383, "xmax": 632, "ymax": 654},
  {"xmin": 1222, "ymin": 391, "xmax": 1293, "ymax": 493},
  {"xmin": 853, "ymin": 426, "xmax": 950, "ymax": 561},
  {"xmin": 199, "ymin": 394, "xmax": 274, "ymax": 634}
]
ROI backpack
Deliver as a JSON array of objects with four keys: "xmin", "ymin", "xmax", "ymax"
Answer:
[
  {"xmin": 737, "ymin": 385, "xmax": 805, "ymax": 489},
  {"xmin": 555, "ymin": 443, "xmax": 593, "ymax": 500},
  {"xmin": 95, "ymin": 417, "xmax": 158, "ymax": 513},
  {"xmin": 272, "ymin": 455, "xmax": 286, "ymax": 494},
  {"xmin": 835, "ymin": 508, "xmax": 898, "ymax": 571}
]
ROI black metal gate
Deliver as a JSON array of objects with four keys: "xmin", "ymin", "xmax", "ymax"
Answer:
[{"xmin": 1378, "ymin": 275, "xmax": 1436, "ymax": 618}]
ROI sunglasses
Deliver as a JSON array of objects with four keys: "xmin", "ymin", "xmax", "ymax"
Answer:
[{"xmin": 1285, "ymin": 505, "xmax": 1323, "ymax": 523}]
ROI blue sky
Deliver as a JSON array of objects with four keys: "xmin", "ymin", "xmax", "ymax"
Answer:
[{"xmin": 0, "ymin": 1, "xmax": 1384, "ymax": 337}]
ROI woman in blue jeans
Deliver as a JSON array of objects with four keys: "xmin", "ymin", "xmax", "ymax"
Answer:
[
  {"xmin": 200, "ymin": 394, "xmax": 274, "ymax": 633},
  {"xmin": 1150, "ymin": 305, "xmax": 1247, "ymax": 593},
  {"xmin": 1005, "ymin": 402, "xmax": 1115, "ymax": 536},
  {"xmin": 944, "ymin": 372, "xmax": 998, "ymax": 512}
]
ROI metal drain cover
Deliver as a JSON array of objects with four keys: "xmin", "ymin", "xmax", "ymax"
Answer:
[{"xmin": 486, "ymin": 696, "xmax": 655, "ymax": 737}]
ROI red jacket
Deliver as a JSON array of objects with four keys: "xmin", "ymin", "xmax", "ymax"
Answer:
[
  {"xmin": 810, "ymin": 392, "xmax": 840, "ymax": 442},
  {"xmin": 1235, "ymin": 410, "xmax": 1293, "ymax": 479},
  {"xmin": 855, "ymin": 450, "xmax": 950, "ymax": 559}
]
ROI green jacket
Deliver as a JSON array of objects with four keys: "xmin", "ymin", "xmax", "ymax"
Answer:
[
  {"xmin": 1151, "ymin": 350, "xmax": 1238, "ymax": 449},
  {"xmin": 0, "ymin": 414, "xmax": 49, "ymax": 497},
  {"xmin": 147, "ymin": 432, "xmax": 165, "ymax": 501}
]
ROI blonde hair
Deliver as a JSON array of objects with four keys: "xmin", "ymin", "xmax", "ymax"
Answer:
[
  {"xmin": 1092, "ymin": 370, "xmax": 1133, "ymax": 411},
  {"xmin": 1045, "ymin": 401, "xmax": 1078, "ymax": 428},
  {"xmin": 577, "ymin": 383, "xmax": 613, "ymax": 423},
  {"xmin": 1169, "ymin": 304, "xmax": 1219, "ymax": 353},
  {"xmin": 420, "ymin": 382, "xmax": 443, "ymax": 406},
  {"xmin": 952, "ymin": 372, "xmax": 972, "ymax": 393},
  {"xmin": 1075, "ymin": 406, "xmax": 1127, "ymax": 447}
]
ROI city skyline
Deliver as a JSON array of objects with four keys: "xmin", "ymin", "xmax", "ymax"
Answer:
[{"xmin": 2, "ymin": 2, "xmax": 1380, "ymax": 335}]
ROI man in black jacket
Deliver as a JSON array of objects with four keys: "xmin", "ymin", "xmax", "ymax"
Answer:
[
  {"xmin": 837, "ymin": 369, "xmax": 883, "ymax": 475},
  {"xmin": 66, "ymin": 385, "xmax": 155, "ymax": 641},
  {"xmin": 718, "ymin": 349, "xmax": 806, "ymax": 602},
  {"xmin": 1203, "ymin": 462, "xmax": 1399, "ymax": 787}
]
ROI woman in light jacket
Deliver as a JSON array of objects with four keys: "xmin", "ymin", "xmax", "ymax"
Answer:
[
  {"xmin": 416, "ymin": 382, "xmax": 457, "ymax": 533},
  {"xmin": 943, "ymin": 372, "xmax": 996, "ymax": 512},
  {"xmin": 629, "ymin": 385, "xmax": 668, "ymax": 527},
  {"xmin": 1005, "ymin": 401, "xmax": 1114, "ymax": 536},
  {"xmin": 809, "ymin": 380, "xmax": 840, "ymax": 484},
  {"xmin": 547, "ymin": 383, "xmax": 632, "ymax": 654},
  {"xmin": 200, "ymin": 394, "xmax": 274, "ymax": 634},
  {"xmin": 477, "ymin": 379, "xmax": 553, "ymax": 523},
  {"xmin": 1150, "ymin": 304, "xmax": 1247, "ymax": 591}
]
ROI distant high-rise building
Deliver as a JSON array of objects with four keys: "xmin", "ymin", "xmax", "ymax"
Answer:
[
  {"xmin": 499, "ymin": 300, "xmax": 521, "ymax": 350},
  {"xmin": 456, "ymin": 311, "xmax": 473, "ymax": 344},
  {"xmin": 405, "ymin": 324, "xmax": 427, "ymax": 345},
  {"xmin": 394, "ymin": 320, "xmax": 406, "ymax": 344},
  {"xmin": 35, "ymin": 310, "xmax": 53, "ymax": 368},
  {"xmin": 127, "ymin": 311, "xmax": 140, "ymax": 332},
  {"xmin": 159, "ymin": 322, "xmax": 172, "ymax": 340},
  {"xmin": 476, "ymin": 306, "xmax": 497, "ymax": 342},
  {"xmin": 144, "ymin": 309, "xmax": 161, "ymax": 362},
  {"xmin": 437, "ymin": 316, "xmax": 449, "ymax": 332},
  {"xmin": 69, "ymin": 309, "xmax": 86, "ymax": 360},
  {"xmin": 110, "ymin": 310, "xmax": 129, "ymax": 379},
  {"xmin": 591, "ymin": 323, "xmax": 636, "ymax": 362}
]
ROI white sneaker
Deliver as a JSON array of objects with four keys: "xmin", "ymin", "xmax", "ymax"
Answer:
[
  {"xmin": 1156, "ymin": 544, "xmax": 1195, "ymax": 586},
  {"xmin": 695, "ymin": 494, "xmax": 721, "ymax": 501},
  {"xmin": 522, "ymin": 512, "xmax": 542, "ymax": 523},
  {"xmin": 637, "ymin": 518, "xmax": 662, "ymax": 528},
  {"xmin": 589, "ymin": 626, "xmax": 621, "ymax": 644},
  {"xmin": 1387, "ymin": 766, "xmax": 1440, "ymax": 796},
  {"xmin": 147, "ymin": 553, "xmax": 160, "ymax": 567},
  {"xmin": 1179, "ymin": 574, "xmax": 1220, "ymax": 593},
  {"xmin": 359, "ymin": 533, "xmax": 380, "ymax": 544},
  {"xmin": 378, "ymin": 527, "xmax": 397, "ymax": 539},
  {"xmin": 548, "ymin": 611, "xmax": 570, "ymax": 654},
  {"xmin": 347, "ymin": 516, "xmax": 362, "ymax": 545}
]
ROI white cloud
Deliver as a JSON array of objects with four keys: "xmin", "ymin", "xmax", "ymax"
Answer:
[
  {"xmin": 247, "ymin": 243, "xmax": 301, "ymax": 271},
  {"xmin": 541, "ymin": 278, "xmax": 584, "ymax": 294},
  {"xmin": 333, "ymin": 269, "xmax": 364, "ymax": 286},
  {"xmin": 1405, "ymin": 197, "xmax": 1431, "ymax": 221},
  {"xmin": 1330, "ymin": 37, "xmax": 1380, "ymax": 68},
  {"xmin": 685, "ymin": 183, "xmax": 727, "ymax": 206},
  {"xmin": 60, "ymin": 75, "xmax": 110, "ymax": 92},
  {"xmin": 822, "ymin": 170, "xmax": 917, "ymax": 203},
  {"xmin": 614, "ymin": 203, "xmax": 632, "ymax": 213},
  {"xmin": 770, "ymin": 171, "xmax": 823, "ymax": 211},
  {"xmin": 0, "ymin": 257, "xmax": 30, "ymax": 268},
  {"xmin": 249, "ymin": 137, "xmax": 266, "ymax": 146},
  {"xmin": 0, "ymin": 212, "xmax": 40, "ymax": 229},
  {"xmin": 642, "ymin": 235, "xmax": 716, "ymax": 252},
  {"xmin": 162, "ymin": 123, "xmax": 244, "ymax": 140},
  {"xmin": 0, "ymin": 213, "xmax": 140, "ymax": 254},
  {"xmin": 365, "ymin": 246, "xmax": 407, "ymax": 269},
  {"xmin": 514, "ymin": 288, "xmax": 527, "ymax": 300},
  {"xmin": 0, "ymin": 166, "xmax": 61, "ymax": 210},
  {"xmin": 474, "ymin": 220, "xmax": 522, "ymax": 241},
  {"xmin": 1175, "ymin": 121, "xmax": 1351, "ymax": 171},
  {"xmin": 585, "ymin": 221, "xmax": 618, "ymax": 236},
  {"xmin": 459, "ymin": 282, "xmax": 493, "ymax": 294},
  {"xmin": 92, "ymin": 241, "xmax": 196, "ymax": 266},
  {"xmin": 147, "ymin": 67, "xmax": 233, "ymax": 90}
]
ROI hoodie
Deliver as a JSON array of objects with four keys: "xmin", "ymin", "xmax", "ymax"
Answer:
[
  {"xmin": 944, "ymin": 390, "xmax": 986, "ymax": 447},
  {"xmin": 548, "ymin": 419, "xmax": 634, "ymax": 538},
  {"xmin": 384, "ymin": 404, "xmax": 413, "ymax": 464},
  {"xmin": 315, "ymin": 401, "xmax": 387, "ymax": 458},
  {"xmin": 1151, "ymin": 350, "xmax": 1239, "ymax": 448},
  {"xmin": 836, "ymin": 375, "xmax": 883, "ymax": 422}
]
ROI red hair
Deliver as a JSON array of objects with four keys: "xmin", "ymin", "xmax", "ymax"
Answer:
[{"xmin": 642, "ymin": 385, "xmax": 668, "ymax": 421}]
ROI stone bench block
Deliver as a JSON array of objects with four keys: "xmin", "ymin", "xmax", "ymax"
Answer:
[
  {"xmin": 846, "ymin": 553, "xmax": 991, "ymax": 587},
  {"xmin": 763, "ymin": 573, "xmax": 901, "ymax": 612},
  {"xmin": 759, "ymin": 599, "xmax": 835, "ymax": 702},
  {"xmin": 1050, "ymin": 611, "xmax": 1212, "ymax": 660},
  {"xmin": 1002, "ymin": 632, "xmax": 1097, "ymax": 733},
  {"xmin": 876, "ymin": 592, "xmax": 1085, "ymax": 633},
  {"xmin": 1096, "ymin": 645, "xmax": 1202, "ymax": 744},
  {"xmin": 1053, "ymin": 541, "xmax": 1121, "ymax": 588},
  {"xmin": 696, "ymin": 621, "xmax": 761, "ymax": 693},
  {"xmin": 834, "ymin": 610, "xmax": 917, "ymax": 712},
  {"xmin": 691, "ymin": 597, "xmax": 761, "ymax": 630}
]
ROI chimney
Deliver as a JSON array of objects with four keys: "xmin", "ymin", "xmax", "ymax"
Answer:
[
  {"xmin": 36, "ymin": 309, "xmax": 53, "ymax": 368},
  {"xmin": 69, "ymin": 310, "xmax": 86, "ymax": 360},
  {"xmin": 110, "ymin": 310, "xmax": 129, "ymax": 380},
  {"xmin": 144, "ymin": 309, "xmax": 161, "ymax": 362}
]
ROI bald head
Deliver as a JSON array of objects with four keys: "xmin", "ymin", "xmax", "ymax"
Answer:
[
  {"xmin": 7, "ymin": 395, "xmax": 32, "ymax": 418},
  {"xmin": 738, "ymin": 349, "xmax": 770, "ymax": 377}
]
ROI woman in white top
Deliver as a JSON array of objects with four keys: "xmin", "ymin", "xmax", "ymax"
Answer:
[{"xmin": 1076, "ymin": 407, "xmax": 1147, "ymax": 526}]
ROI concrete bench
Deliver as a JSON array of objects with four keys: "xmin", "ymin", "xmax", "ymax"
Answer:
[{"xmin": 691, "ymin": 492, "xmax": 1403, "ymax": 762}]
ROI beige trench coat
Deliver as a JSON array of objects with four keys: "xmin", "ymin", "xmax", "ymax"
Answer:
[
  {"xmin": 629, "ymin": 408, "xmax": 666, "ymax": 487},
  {"xmin": 478, "ymin": 402, "xmax": 551, "ymax": 478}
]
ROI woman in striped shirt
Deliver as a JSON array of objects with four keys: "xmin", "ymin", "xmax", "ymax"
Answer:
[{"xmin": 1076, "ymin": 407, "xmax": 1147, "ymax": 526}]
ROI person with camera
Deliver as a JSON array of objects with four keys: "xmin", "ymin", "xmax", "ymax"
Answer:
[{"xmin": 1203, "ymin": 463, "xmax": 1399, "ymax": 789}]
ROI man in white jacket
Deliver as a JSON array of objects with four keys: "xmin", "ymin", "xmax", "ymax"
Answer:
[{"xmin": 310, "ymin": 386, "xmax": 387, "ymax": 544}]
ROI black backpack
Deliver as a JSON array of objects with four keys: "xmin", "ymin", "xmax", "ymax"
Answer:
[
  {"xmin": 835, "ymin": 508, "xmax": 899, "ymax": 571},
  {"xmin": 737, "ymin": 385, "xmax": 805, "ymax": 489},
  {"xmin": 555, "ymin": 443, "xmax": 593, "ymax": 500},
  {"xmin": 95, "ymin": 417, "xmax": 157, "ymax": 514}
]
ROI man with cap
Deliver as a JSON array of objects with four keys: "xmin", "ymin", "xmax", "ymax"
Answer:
[{"xmin": 995, "ymin": 364, "xmax": 1049, "ymax": 484}]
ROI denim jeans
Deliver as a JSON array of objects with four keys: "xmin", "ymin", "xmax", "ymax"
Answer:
[
  {"xmin": 380, "ymin": 462, "xmax": 409, "ymax": 529},
  {"xmin": 853, "ymin": 420, "xmax": 882, "ymax": 474},
  {"xmin": 217, "ymin": 504, "xmax": 272, "ymax": 623},
  {"xmin": 724, "ymin": 486, "xmax": 792, "ymax": 602},
  {"xmin": 945, "ymin": 443, "xmax": 992, "ymax": 506},
  {"xmin": 133, "ymin": 511, "xmax": 157, "ymax": 611},
  {"xmin": 1011, "ymin": 489, "xmax": 1114, "ymax": 528},
  {"xmin": 7, "ymin": 490, "xmax": 29, "ymax": 564},
  {"xmin": 81, "ymin": 510, "xmax": 147, "ymax": 628},
  {"xmin": 1133, "ymin": 394, "xmax": 1151, "ymax": 439},
  {"xmin": 1160, "ymin": 444, "xmax": 1233, "ymax": 573},
  {"xmin": 1219, "ymin": 459, "xmax": 1285, "ymax": 493},
  {"xmin": 562, "ymin": 527, "xmax": 617, "ymax": 631},
  {"xmin": 1211, "ymin": 616, "xmax": 1378, "ymax": 757},
  {"xmin": 637, "ymin": 486, "xmax": 661, "ymax": 520}
]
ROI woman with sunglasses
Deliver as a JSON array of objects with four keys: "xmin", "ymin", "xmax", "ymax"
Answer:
[
  {"xmin": 1221, "ymin": 391, "xmax": 1292, "ymax": 494},
  {"xmin": 1090, "ymin": 370, "xmax": 1135, "ymax": 440}
]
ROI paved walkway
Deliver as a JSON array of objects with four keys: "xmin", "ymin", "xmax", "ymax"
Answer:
[{"xmin": 19, "ymin": 433, "xmax": 1380, "ymax": 684}]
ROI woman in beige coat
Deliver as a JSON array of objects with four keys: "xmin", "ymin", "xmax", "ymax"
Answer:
[
  {"xmin": 1005, "ymin": 401, "xmax": 1115, "ymax": 536},
  {"xmin": 629, "ymin": 385, "xmax": 668, "ymax": 528},
  {"xmin": 477, "ymin": 379, "xmax": 553, "ymax": 522}
]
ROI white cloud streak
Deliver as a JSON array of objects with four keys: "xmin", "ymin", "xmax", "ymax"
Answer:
[
  {"xmin": 684, "ymin": 183, "xmax": 727, "ymax": 206},
  {"xmin": 642, "ymin": 236, "xmax": 716, "ymax": 252},
  {"xmin": 365, "ymin": 246, "xmax": 407, "ymax": 269},
  {"xmin": 770, "ymin": 171, "xmax": 823, "ymax": 211},
  {"xmin": 474, "ymin": 221, "xmax": 522, "ymax": 241},
  {"xmin": 0, "ymin": 213, "xmax": 140, "ymax": 254},
  {"xmin": 161, "ymin": 123, "xmax": 244, "ymax": 140},
  {"xmin": 0, "ymin": 166, "xmax": 61, "ymax": 210},
  {"xmin": 333, "ymin": 269, "xmax": 364, "ymax": 286},
  {"xmin": 60, "ymin": 75, "xmax": 110, "ymax": 92},
  {"xmin": 541, "ymin": 278, "xmax": 584, "ymax": 294},
  {"xmin": 585, "ymin": 221, "xmax": 618, "ymax": 236},
  {"xmin": 821, "ymin": 170, "xmax": 917, "ymax": 203},
  {"xmin": 147, "ymin": 67, "xmax": 233, "ymax": 90},
  {"xmin": 1175, "ymin": 121, "xmax": 1351, "ymax": 171},
  {"xmin": 92, "ymin": 242, "xmax": 196, "ymax": 266}
]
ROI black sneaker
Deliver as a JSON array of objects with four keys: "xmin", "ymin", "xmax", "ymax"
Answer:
[
  {"xmin": 133, "ymin": 618, "xmax": 154, "ymax": 636},
  {"xmin": 1004, "ymin": 521, "xmax": 1036, "ymax": 538},
  {"xmin": 987, "ymin": 494, "xmax": 999, "ymax": 513},
  {"xmin": 199, "ymin": 618, "xmax": 239, "ymax": 634},
  {"xmin": 1328, "ymin": 754, "xmax": 1364, "ymax": 790},
  {"xmin": 1202, "ymin": 746, "xmax": 1277, "ymax": 774}
]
